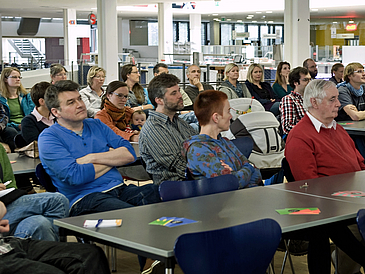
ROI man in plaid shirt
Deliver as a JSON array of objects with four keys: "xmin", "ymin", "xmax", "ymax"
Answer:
[{"xmin": 279, "ymin": 67, "xmax": 311, "ymax": 135}]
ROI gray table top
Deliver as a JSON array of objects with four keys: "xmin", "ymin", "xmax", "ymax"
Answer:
[
  {"xmin": 338, "ymin": 120, "xmax": 365, "ymax": 135},
  {"xmin": 7, "ymin": 153, "xmax": 41, "ymax": 175},
  {"xmin": 269, "ymin": 170, "xmax": 365, "ymax": 205},
  {"xmin": 54, "ymin": 186, "xmax": 361, "ymax": 260}
]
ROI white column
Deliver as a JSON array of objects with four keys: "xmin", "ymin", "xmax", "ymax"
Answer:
[
  {"xmin": 97, "ymin": 0, "xmax": 118, "ymax": 82},
  {"xmin": 284, "ymin": 0, "xmax": 310, "ymax": 67},
  {"xmin": 158, "ymin": 3, "xmax": 173, "ymax": 64},
  {"xmin": 189, "ymin": 14, "xmax": 201, "ymax": 55},
  {"xmin": 63, "ymin": 9, "xmax": 78, "ymax": 69}
]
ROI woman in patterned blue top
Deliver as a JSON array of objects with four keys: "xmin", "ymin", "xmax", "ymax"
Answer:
[{"xmin": 182, "ymin": 90, "xmax": 262, "ymax": 188}]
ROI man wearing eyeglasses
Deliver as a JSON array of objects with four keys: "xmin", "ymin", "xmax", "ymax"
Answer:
[
  {"xmin": 303, "ymin": 58, "xmax": 318, "ymax": 79},
  {"xmin": 279, "ymin": 66, "xmax": 311, "ymax": 135}
]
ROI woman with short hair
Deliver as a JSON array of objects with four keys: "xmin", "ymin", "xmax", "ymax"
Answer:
[
  {"xmin": 50, "ymin": 63, "xmax": 67, "ymax": 84},
  {"xmin": 182, "ymin": 90, "xmax": 261, "ymax": 188},
  {"xmin": 79, "ymin": 66, "xmax": 106, "ymax": 118}
]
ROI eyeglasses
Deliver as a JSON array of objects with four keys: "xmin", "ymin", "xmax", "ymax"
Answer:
[
  {"xmin": 94, "ymin": 75, "xmax": 106, "ymax": 79},
  {"xmin": 354, "ymin": 70, "xmax": 365, "ymax": 74},
  {"xmin": 7, "ymin": 76, "xmax": 22, "ymax": 79},
  {"xmin": 300, "ymin": 78, "xmax": 311, "ymax": 83},
  {"xmin": 130, "ymin": 71, "xmax": 139, "ymax": 74},
  {"xmin": 111, "ymin": 92, "xmax": 129, "ymax": 99},
  {"xmin": 55, "ymin": 73, "xmax": 67, "ymax": 77}
]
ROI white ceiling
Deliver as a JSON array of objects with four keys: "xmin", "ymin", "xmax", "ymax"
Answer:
[{"xmin": 1, "ymin": 0, "xmax": 365, "ymax": 24}]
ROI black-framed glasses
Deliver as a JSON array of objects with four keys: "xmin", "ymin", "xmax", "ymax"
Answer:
[
  {"xmin": 7, "ymin": 76, "xmax": 22, "ymax": 79},
  {"xmin": 94, "ymin": 75, "xmax": 106, "ymax": 79},
  {"xmin": 111, "ymin": 92, "xmax": 129, "ymax": 99}
]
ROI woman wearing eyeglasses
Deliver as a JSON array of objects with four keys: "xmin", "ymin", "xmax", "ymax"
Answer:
[
  {"xmin": 182, "ymin": 90, "xmax": 262, "ymax": 188},
  {"xmin": 79, "ymin": 66, "xmax": 106, "ymax": 118},
  {"xmin": 245, "ymin": 63, "xmax": 280, "ymax": 116},
  {"xmin": 121, "ymin": 64, "xmax": 153, "ymax": 112},
  {"xmin": 0, "ymin": 67, "xmax": 35, "ymax": 133},
  {"xmin": 50, "ymin": 63, "xmax": 67, "ymax": 84},
  {"xmin": 95, "ymin": 81, "xmax": 139, "ymax": 142}
]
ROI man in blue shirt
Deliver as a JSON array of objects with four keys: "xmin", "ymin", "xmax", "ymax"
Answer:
[{"xmin": 38, "ymin": 80, "xmax": 160, "ymax": 217}]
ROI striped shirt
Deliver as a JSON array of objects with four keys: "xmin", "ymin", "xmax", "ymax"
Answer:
[
  {"xmin": 139, "ymin": 111, "xmax": 198, "ymax": 185},
  {"xmin": 279, "ymin": 91, "xmax": 305, "ymax": 134}
]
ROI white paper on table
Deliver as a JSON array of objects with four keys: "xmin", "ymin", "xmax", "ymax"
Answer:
[
  {"xmin": 83, "ymin": 219, "xmax": 122, "ymax": 228},
  {"xmin": 0, "ymin": 188, "xmax": 15, "ymax": 198}
]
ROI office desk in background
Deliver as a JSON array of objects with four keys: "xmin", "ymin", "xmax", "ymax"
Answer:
[
  {"xmin": 339, "ymin": 120, "xmax": 365, "ymax": 136},
  {"xmin": 55, "ymin": 186, "xmax": 361, "ymax": 273},
  {"xmin": 7, "ymin": 153, "xmax": 40, "ymax": 175}
]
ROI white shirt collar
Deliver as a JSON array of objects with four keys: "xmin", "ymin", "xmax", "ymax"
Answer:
[{"xmin": 306, "ymin": 111, "xmax": 337, "ymax": 133}]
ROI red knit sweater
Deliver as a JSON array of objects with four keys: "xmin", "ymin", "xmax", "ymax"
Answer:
[{"xmin": 285, "ymin": 114, "xmax": 365, "ymax": 181}]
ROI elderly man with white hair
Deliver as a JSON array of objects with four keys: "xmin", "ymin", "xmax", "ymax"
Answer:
[{"xmin": 285, "ymin": 79, "xmax": 365, "ymax": 274}]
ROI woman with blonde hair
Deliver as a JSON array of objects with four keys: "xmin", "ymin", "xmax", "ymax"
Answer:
[
  {"xmin": 120, "ymin": 64, "xmax": 153, "ymax": 111},
  {"xmin": 245, "ymin": 63, "xmax": 280, "ymax": 116},
  {"xmin": 50, "ymin": 63, "xmax": 67, "ymax": 84},
  {"xmin": 79, "ymin": 66, "xmax": 106, "ymax": 117},
  {"xmin": 272, "ymin": 61, "xmax": 293, "ymax": 99},
  {"xmin": 218, "ymin": 63, "xmax": 250, "ymax": 99},
  {"xmin": 0, "ymin": 67, "xmax": 34, "ymax": 131}
]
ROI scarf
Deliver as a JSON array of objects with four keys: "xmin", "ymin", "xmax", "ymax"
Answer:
[
  {"xmin": 104, "ymin": 99, "xmax": 127, "ymax": 130},
  {"xmin": 337, "ymin": 81, "xmax": 364, "ymax": 97}
]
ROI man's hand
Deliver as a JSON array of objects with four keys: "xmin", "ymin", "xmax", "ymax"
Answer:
[
  {"xmin": 76, "ymin": 154, "xmax": 95, "ymax": 165},
  {"xmin": 270, "ymin": 99, "xmax": 276, "ymax": 102},
  {"xmin": 192, "ymin": 78, "xmax": 203, "ymax": 90},
  {"xmin": 0, "ymin": 219, "xmax": 9, "ymax": 233},
  {"xmin": 0, "ymin": 183, "xmax": 6, "ymax": 191}
]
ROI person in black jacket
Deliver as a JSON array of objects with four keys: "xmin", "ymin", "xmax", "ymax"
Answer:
[
  {"xmin": 245, "ymin": 63, "xmax": 280, "ymax": 116},
  {"xmin": 21, "ymin": 82, "xmax": 55, "ymax": 145}
]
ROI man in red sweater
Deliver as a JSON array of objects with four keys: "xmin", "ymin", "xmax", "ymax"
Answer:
[
  {"xmin": 286, "ymin": 80, "xmax": 365, "ymax": 180},
  {"xmin": 286, "ymin": 79, "xmax": 365, "ymax": 274}
]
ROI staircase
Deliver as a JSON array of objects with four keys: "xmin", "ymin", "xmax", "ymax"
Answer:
[{"xmin": 8, "ymin": 39, "xmax": 45, "ymax": 69}]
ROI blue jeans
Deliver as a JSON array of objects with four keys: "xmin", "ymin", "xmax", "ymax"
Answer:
[
  {"xmin": 69, "ymin": 183, "xmax": 160, "ymax": 217},
  {"xmin": 3, "ymin": 192, "xmax": 69, "ymax": 241}
]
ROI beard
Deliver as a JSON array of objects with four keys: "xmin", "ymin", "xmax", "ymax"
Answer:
[
  {"xmin": 309, "ymin": 70, "xmax": 318, "ymax": 79},
  {"xmin": 163, "ymin": 98, "xmax": 184, "ymax": 112}
]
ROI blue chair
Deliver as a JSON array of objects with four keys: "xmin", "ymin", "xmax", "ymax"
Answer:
[
  {"xmin": 174, "ymin": 218, "xmax": 282, "ymax": 274},
  {"xmin": 357, "ymin": 209, "xmax": 365, "ymax": 240},
  {"xmin": 35, "ymin": 163, "xmax": 57, "ymax": 192},
  {"xmin": 231, "ymin": 136, "xmax": 253, "ymax": 159},
  {"xmin": 159, "ymin": 174, "xmax": 239, "ymax": 202}
]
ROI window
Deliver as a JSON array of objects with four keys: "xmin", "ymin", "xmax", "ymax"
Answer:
[
  {"xmin": 148, "ymin": 22, "xmax": 158, "ymax": 46},
  {"xmin": 221, "ymin": 24, "xmax": 232, "ymax": 45}
]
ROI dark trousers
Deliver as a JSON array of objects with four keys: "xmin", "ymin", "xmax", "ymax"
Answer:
[
  {"xmin": 0, "ymin": 237, "xmax": 110, "ymax": 274},
  {"xmin": 69, "ymin": 183, "xmax": 160, "ymax": 217},
  {"xmin": 287, "ymin": 222, "xmax": 365, "ymax": 273}
]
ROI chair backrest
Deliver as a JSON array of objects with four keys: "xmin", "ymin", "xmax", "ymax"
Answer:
[
  {"xmin": 229, "ymin": 98, "xmax": 265, "ymax": 120},
  {"xmin": 231, "ymin": 136, "xmax": 253, "ymax": 159},
  {"xmin": 174, "ymin": 218, "xmax": 282, "ymax": 274},
  {"xmin": 35, "ymin": 163, "xmax": 57, "ymax": 192},
  {"xmin": 14, "ymin": 134, "xmax": 27, "ymax": 148},
  {"xmin": 159, "ymin": 174, "xmax": 239, "ymax": 202},
  {"xmin": 282, "ymin": 157, "xmax": 295, "ymax": 182},
  {"xmin": 357, "ymin": 209, "xmax": 365, "ymax": 241}
]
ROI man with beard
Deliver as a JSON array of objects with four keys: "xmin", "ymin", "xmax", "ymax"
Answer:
[
  {"xmin": 139, "ymin": 74, "xmax": 198, "ymax": 185},
  {"xmin": 303, "ymin": 58, "xmax": 318, "ymax": 79}
]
